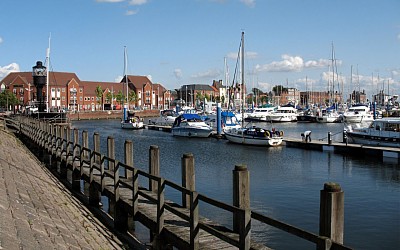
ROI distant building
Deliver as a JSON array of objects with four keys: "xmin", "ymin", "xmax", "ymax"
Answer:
[{"xmin": 0, "ymin": 71, "xmax": 171, "ymax": 111}]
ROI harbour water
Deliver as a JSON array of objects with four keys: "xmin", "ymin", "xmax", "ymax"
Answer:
[{"xmin": 72, "ymin": 119, "xmax": 400, "ymax": 250}]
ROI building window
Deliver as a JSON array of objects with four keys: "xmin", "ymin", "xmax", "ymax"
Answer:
[
  {"xmin": 91, "ymin": 97, "xmax": 94, "ymax": 101},
  {"xmin": 62, "ymin": 88, "xmax": 65, "ymax": 92},
  {"xmin": 57, "ymin": 88, "xmax": 61, "ymax": 92},
  {"xmin": 62, "ymin": 96, "xmax": 65, "ymax": 101},
  {"xmin": 52, "ymin": 88, "xmax": 55, "ymax": 92},
  {"xmin": 79, "ymin": 88, "xmax": 83, "ymax": 93},
  {"xmin": 80, "ymin": 97, "xmax": 83, "ymax": 101}
]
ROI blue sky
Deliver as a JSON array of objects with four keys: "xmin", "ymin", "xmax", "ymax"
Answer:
[{"xmin": 1, "ymin": 0, "xmax": 399, "ymax": 100}]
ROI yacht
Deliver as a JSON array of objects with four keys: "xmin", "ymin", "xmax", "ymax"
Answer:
[
  {"xmin": 345, "ymin": 118, "xmax": 400, "ymax": 147},
  {"xmin": 245, "ymin": 106, "xmax": 276, "ymax": 122},
  {"xmin": 265, "ymin": 105, "xmax": 298, "ymax": 122},
  {"xmin": 343, "ymin": 104, "xmax": 373, "ymax": 123},
  {"xmin": 171, "ymin": 113, "xmax": 213, "ymax": 138},
  {"xmin": 148, "ymin": 109, "xmax": 178, "ymax": 126}
]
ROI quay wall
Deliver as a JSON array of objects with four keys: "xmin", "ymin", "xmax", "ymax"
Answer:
[{"xmin": 67, "ymin": 109, "xmax": 160, "ymax": 121}]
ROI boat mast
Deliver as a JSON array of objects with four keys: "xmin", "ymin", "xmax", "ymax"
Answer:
[
  {"xmin": 241, "ymin": 31, "xmax": 245, "ymax": 128},
  {"xmin": 124, "ymin": 46, "xmax": 128, "ymax": 105},
  {"xmin": 46, "ymin": 33, "xmax": 51, "ymax": 112}
]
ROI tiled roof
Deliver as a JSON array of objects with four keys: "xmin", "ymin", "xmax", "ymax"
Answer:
[{"xmin": 81, "ymin": 81, "xmax": 123, "ymax": 96}]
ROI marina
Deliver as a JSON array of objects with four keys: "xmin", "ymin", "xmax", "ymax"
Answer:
[{"xmin": 70, "ymin": 118, "xmax": 399, "ymax": 250}]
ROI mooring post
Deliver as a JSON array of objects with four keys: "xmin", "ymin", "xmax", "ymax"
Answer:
[
  {"xmin": 182, "ymin": 153, "xmax": 195, "ymax": 208},
  {"xmin": 89, "ymin": 133, "xmax": 101, "ymax": 207},
  {"xmin": 328, "ymin": 132, "xmax": 332, "ymax": 145},
  {"xmin": 149, "ymin": 145, "xmax": 160, "ymax": 192},
  {"xmin": 319, "ymin": 182, "xmax": 344, "ymax": 246},
  {"xmin": 71, "ymin": 128, "xmax": 81, "ymax": 191},
  {"xmin": 233, "ymin": 164, "xmax": 251, "ymax": 250},
  {"xmin": 124, "ymin": 140, "xmax": 134, "ymax": 179}
]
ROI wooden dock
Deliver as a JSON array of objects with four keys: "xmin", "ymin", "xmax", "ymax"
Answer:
[{"xmin": 4, "ymin": 116, "xmax": 353, "ymax": 250}]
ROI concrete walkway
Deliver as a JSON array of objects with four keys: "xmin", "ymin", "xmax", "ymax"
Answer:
[{"xmin": 0, "ymin": 124, "xmax": 126, "ymax": 249}]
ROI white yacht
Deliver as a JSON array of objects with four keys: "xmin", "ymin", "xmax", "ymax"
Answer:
[
  {"xmin": 265, "ymin": 105, "xmax": 298, "ymax": 122},
  {"xmin": 171, "ymin": 113, "xmax": 213, "ymax": 138},
  {"xmin": 345, "ymin": 118, "xmax": 400, "ymax": 147},
  {"xmin": 148, "ymin": 109, "xmax": 178, "ymax": 126},
  {"xmin": 343, "ymin": 104, "xmax": 373, "ymax": 123},
  {"xmin": 246, "ymin": 107, "xmax": 276, "ymax": 122}
]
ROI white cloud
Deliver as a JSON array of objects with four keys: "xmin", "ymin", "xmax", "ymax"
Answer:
[
  {"xmin": 125, "ymin": 10, "xmax": 138, "ymax": 15},
  {"xmin": 255, "ymin": 54, "xmax": 338, "ymax": 73},
  {"xmin": 397, "ymin": 33, "xmax": 400, "ymax": 41},
  {"xmin": 240, "ymin": 0, "xmax": 255, "ymax": 8},
  {"xmin": 0, "ymin": 37, "xmax": 3, "ymax": 44},
  {"xmin": 191, "ymin": 69, "xmax": 221, "ymax": 79},
  {"xmin": 174, "ymin": 68, "xmax": 183, "ymax": 79},
  {"xmin": 115, "ymin": 75, "xmax": 123, "ymax": 82},
  {"xmin": 128, "ymin": 0, "xmax": 148, "ymax": 5},
  {"xmin": 256, "ymin": 54, "xmax": 304, "ymax": 72},
  {"xmin": 147, "ymin": 75, "xmax": 152, "ymax": 81},
  {"xmin": 96, "ymin": 0, "xmax": 124, "ymax": 3},
  {"xmin": 0, "ymin": 63, "xmax": 20, "ymax": 78}
]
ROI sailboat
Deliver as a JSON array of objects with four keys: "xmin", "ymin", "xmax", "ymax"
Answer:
[
  {"xmin": 120, "ymin": 46, "xmax": 144, "ymax": 129},
  {"xmin": 316, "ymin": 43, "xmax": 343, "ymax": 123},
  {"xmin": 224, "ymin": 32, "xmax": 283, "ymax": 146}
]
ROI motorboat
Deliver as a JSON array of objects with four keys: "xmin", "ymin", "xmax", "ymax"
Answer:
[
  {"xmin": 245, "ymin": 106, "xmax": 276, "ymax": 122},
  {"xmin": 171, "ymin": 113, "xmax": 213, "ymax": 138},
  {"xmin": 343, "ymin": 104, "xmax": 373, "ymax": 123},
  {"xmin": 224, "ymin": 126, "xmax": 283, "ymax": 146},
  {"xmin": 345, "ymin": 118, "xmax": 400, "ymax": 147},
  {"xmin": 316, "ymin": 107, "xmax": 343, "ymax": 123},
  {"xmin": 206, "ymin": 111, "xmax": 242, "ymax": 132},
  {"xmin": 121, "ymin": 110, "xmax": 144, "ymax": 129},
  {"xmin": 265, "ymin": 105, "xmax": 298, "ymax": 122},
  {"xmin": 149, "ymin": 109, "xmax": 178, "ymax": 126},
  {"xmin": 297, "ymin": 109, "xmax": 317, "ymax": 123}
]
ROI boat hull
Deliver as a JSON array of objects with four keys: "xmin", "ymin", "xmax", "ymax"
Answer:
[
  {"xmin": 172, "ymin": 127, "xmax": 212, "ymax": 138},
  {"xmin": 224, "ymin": 132, "xmax": 283, "ymax": 146},
  {"xmin": 121, "ymin": 121, "xmax": 144, "ymax": 129},
  {"xmin": 346, "ymin": 132, "xmax": 400, "ymax": 148}
]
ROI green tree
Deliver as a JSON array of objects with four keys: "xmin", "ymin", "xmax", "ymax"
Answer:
[
  {"xmin": 116, "ymin": 90, "xmax": 125, "ymax": 105},
  {"xmin": 95, "ymin": 85, "xmax": 103, "ymax": 110},
  {"xmin": 128, "ymin": 91, "xmax": 140, "ymax": 109},
  {"xmin": 272, "ymin": 85, "xmax": 287, "ymax": 96},
  {"xmin": 0, "ymin": 90, "xmax": 18, "ymax": 109}
]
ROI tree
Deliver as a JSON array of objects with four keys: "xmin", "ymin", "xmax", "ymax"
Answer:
[
  {"xmin": 272, "ymin": 85, "xmax": 287, "ymax": 96},
  {"xmin": 0, "ymin": 90, "xmax": 18, "ymax": 109},
  {"xmin": 116, "ymin": 90, "xmax": 125, "ymax": 105},
  {"xmin": 128, "ymin": 91, "xmax": 140, "ymax": 109},
  {"xmin": 95, "ymin": 85, "xmax": 103, "ymax": 110}
]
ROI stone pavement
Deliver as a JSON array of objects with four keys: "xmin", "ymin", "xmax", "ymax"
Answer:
[{"xmin": 0, "ymin": 124, "xmax": 127, "ymax": 249}]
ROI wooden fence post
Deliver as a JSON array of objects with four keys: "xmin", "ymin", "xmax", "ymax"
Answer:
[
  {"xmin": 71, "ymin": 128, "xmax": 81, "ymax": 191},
  {"xmin": 182, "ymin": 153, "xmax": 195, "ymax": 208},
  {"xmin": 233, "ymin": 164, "xmax": 251, "ymax": 250},
  {"xmin": 59, "ymin": 126, "xmax": 68, "ymax": 180},
  {"xmin": 149, "ymin": 145, "xmax": 160, "ymax": 192},
  {"xmin": 89, "ymin": 132, "xmax": 101, "ymax": 207},
  {"xmin": 125, "ymin": 140, "xmax": 133, "ymax": 179},
  {"xmin": 108, "ymin": 136, "xmax": 116, "ymax": 216},
  {"xmin": 82, "ymin": 130, "xmax": 90, "ymax": 197},
  {"xmin": 190, "ymin": 191, "xmax": 199, "ymax": 249},
  {"xmin": 319, "ymin": 182, "xmax": 344, "ymax": 245}
]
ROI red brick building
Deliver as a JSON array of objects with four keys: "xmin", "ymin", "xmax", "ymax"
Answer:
[{"xmin": 0, "ymin": 72, "xmax": 171, "ymax": 111}]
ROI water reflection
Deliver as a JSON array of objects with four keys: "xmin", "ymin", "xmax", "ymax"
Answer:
[{"xmin": 72, "ymin": 119, "xmax": 400, "ymax": 249}]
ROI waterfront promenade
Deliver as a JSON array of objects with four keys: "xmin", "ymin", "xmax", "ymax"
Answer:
[{"xmin": 0, "ymin": 123, "xmax": 126, "ymax": 249}]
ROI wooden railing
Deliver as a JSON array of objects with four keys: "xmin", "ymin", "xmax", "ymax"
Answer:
[{"xmin": 6, "ymin": 116, "xmax": 353, "ymax": 250}]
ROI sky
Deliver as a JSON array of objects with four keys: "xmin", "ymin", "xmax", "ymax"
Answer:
[{"xmin": 0, "ymin": 0, "xmax": 399, "ymax": 100}]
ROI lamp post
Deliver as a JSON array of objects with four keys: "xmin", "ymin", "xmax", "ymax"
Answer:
[{"xmin": 32, "ymin": 61, "xmax": 47, "ymax": 112}]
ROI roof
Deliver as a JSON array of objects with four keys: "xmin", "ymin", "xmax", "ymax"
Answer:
[
  {"xmin": 123, "ymin": 75, "xmax": 153, "ymax": 90},
  {"xmin": 1, "ymin": 71, "xmax": 81, "ymax": 87},
  {"xmin": 81, "ymin": 81, "xmax": 123, "ymax": 96}
]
